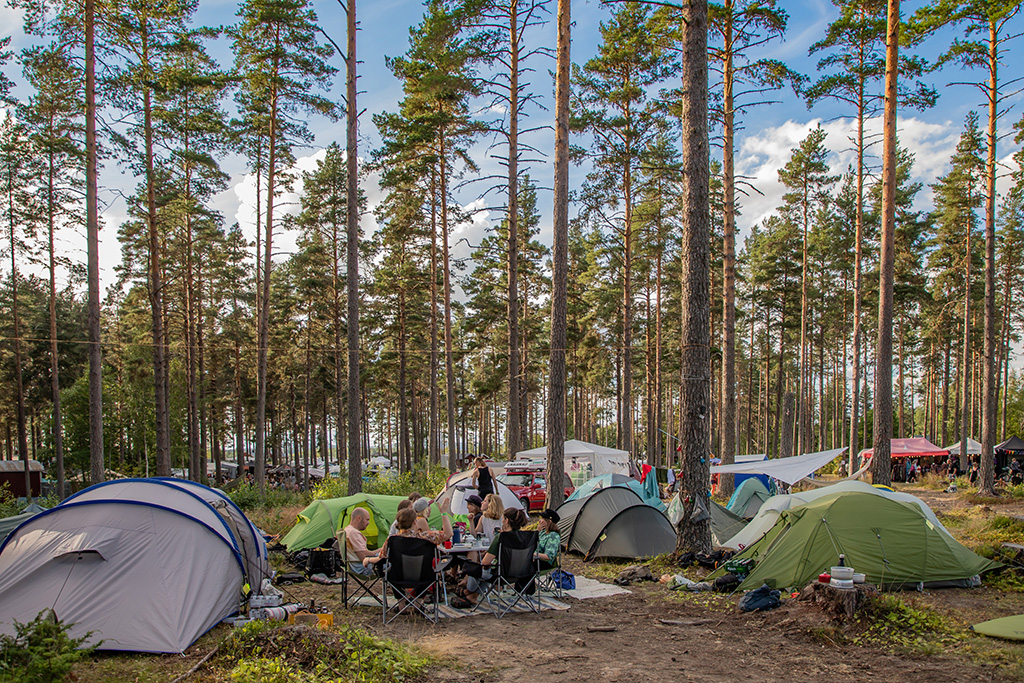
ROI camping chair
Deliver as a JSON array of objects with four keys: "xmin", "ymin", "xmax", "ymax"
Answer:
[
  {"xmin": 535, "ymin": 553, "xmax": 565, "ymax": 599},
  {"xmin": 381, "ymin": 536, "xmax": 451, "ymax": 624},
  {"xmin": 334, "ymin": 540, "xmax": 383, "ymax": 609},
  {"xmin": 476, "ymin": 530, "xmax": 540, "ymax": 618}
]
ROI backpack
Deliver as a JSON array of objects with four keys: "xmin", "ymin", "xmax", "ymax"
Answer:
[
  {"xmin": 738, "ymin": 583, "xmax": 781, "ymax": 612},
  {"xmin": 549, "ymin": 569, "xmax": 576, "ymax": 590}
]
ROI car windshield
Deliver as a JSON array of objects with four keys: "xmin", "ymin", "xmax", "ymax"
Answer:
[{"xmin": 499, "ymin": 474, "xmax": 533, "ymax": 487}]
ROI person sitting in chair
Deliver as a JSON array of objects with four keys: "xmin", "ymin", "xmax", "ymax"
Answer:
[
  {"xmin": 451, "ymin": 508, "xmax": 529, "ymax": 608},
  {"xmin": 338, "ymin": 507, "xmax": 379, "ymax": 576},
  {"xmin": 536, "ymin": 508, "xmax": 560, "ymax": 570},
  {"xmin": 363, "ymin": 499, "xmax": 454, "ymax": 568}
]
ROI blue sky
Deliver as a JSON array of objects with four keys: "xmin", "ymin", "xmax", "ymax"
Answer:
[{"xmin": 2, "ymin": 0, "xmax": 1023, "ymax": 291}]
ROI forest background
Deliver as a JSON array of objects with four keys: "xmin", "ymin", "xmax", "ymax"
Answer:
[{"xmin": 0, "ymin": 0, "xmax": 1022, "ymax": 501}]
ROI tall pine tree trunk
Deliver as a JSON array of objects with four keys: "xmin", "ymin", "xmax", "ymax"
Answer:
[
  {"xmin": 720, "ymin": 0, "xmax": 737, "ymax": 494},
  {"xmin": 506, "ymin": 0, "xmax": 522, "ymax": 460},
  {"xmin": 85, "ymin": 0, "xmax": 104, "ymax": 486},
  {"xmin": 871, "ymin": 0, "xmax": 899, "ymax": 487},
  {"xmin": 546, "ymin": 0, "xmax": 570, "ymax": 509},
  {"xmin": 441, "ymin": 134, "xmax": 457, "ymax": 472},
  {"xmin": 46, "ymin": 149, "xmax": 65, "ymax": 498},
  {"xmin": 346, "ymin": 0, "xmax": 362, "ymax": 493},
  {"xmin": 979, "ymin": 17, "xmax": 998, "ymax": 495},
  {"xmin": 675, "ymin": 0, "xmax": 712, "ymax": 554}
]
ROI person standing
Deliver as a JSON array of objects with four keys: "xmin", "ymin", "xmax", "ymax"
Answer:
[{"xmin": 471, "ymin": 456, "xmax": 496, "ymax": 497}]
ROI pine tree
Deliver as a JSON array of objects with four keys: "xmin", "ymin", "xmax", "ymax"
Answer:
[{"xmin": 231, "ymin": 0, "xmax": 336, "ymax": 487}]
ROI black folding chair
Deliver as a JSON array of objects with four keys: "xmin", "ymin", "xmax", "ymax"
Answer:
[
  {"xmin": 381, "ymin": 536, "xmax": 450, "ymax": 624},
  {"xmin": 476, "ymin": 530, "xmax": 540, "ymax": 618},
  {"xmin": 335, "ymin": 540, "xmax": 383, "ymax": 609}
]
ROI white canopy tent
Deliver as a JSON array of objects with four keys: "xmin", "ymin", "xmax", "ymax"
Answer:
[
  {"xmin": 516, "ymin": 439, "xmax": 631, "ymax": 480},
  {"xmin": 944, "ymin": 438, "xmax": 981, "ymax": 456},
  {"xmin": 710, "ymin": 447, "xmax": 846, "ymax": 486}
]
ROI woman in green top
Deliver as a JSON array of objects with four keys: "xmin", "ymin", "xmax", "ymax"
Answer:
[{"xmin": 536, "ymin": 508, "xmax": 560, "ymax": 570}]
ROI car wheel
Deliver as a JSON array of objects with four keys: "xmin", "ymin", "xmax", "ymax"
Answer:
[{"xmin": 520, "ymin": 497, "xmax": 531, "ymax": 511}]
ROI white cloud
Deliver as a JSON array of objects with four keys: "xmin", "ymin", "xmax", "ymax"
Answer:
[{"xmin": 734, "ymin": 115, "xmax": 964, "ymax": 244}]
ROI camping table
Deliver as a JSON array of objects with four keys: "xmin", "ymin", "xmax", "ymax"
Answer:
[{"xmin": 438, "ymin": 541, "xmax": 492, "ymax": 606}]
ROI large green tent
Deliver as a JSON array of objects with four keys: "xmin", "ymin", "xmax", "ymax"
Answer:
[
  {"xmin": 281, "ymin": 494, "xmax": 446, "ymax": 552},
  {"xmin": 973, "ymin": 614, "xmax": 1024, "ymax": 641},
  {"xmin": 711, "ymin": 491, "xmax": 998, "ymax": 591}
]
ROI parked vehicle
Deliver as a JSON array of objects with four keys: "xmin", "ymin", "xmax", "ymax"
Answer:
[{"xmin": 497, "ymin": 467, "xmax": 574, "ymax": 512}]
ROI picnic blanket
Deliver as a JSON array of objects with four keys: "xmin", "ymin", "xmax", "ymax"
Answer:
[{"xmin": 565, "ymin": 575, "xmax": 631, "ymax": 600}]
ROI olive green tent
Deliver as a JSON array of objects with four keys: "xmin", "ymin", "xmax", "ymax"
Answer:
[
  {"xmin": 973, "ymin": 614, "xmax": 1024, "ymax": 641},
  {"xmin": 281, "ymin": 494, "xmax": 446, "ymax": 552},
  {"xmin": 710, "ymin": 491, "xmax": 998, "ymax": 591}
]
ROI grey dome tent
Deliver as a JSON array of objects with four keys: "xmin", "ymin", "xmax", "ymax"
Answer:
[
  {"xmin": 556, "ymin": 486, "xmax": 675, "ymax": 560},
  {"xmin": 0, "ymin": 478, "xmax": 269, "ymax": 653}
]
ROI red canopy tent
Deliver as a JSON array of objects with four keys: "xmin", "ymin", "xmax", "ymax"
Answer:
[{"xmin": 859, "ymin": 437, "xmax": 948, "ymax": 460}]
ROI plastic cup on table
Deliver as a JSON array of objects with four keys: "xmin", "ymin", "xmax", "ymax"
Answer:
[{"xmin": 444, "ymin": 540, "xmax": 452, "ymax": 549}]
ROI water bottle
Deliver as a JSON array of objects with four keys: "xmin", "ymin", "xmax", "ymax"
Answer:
[
  {"xmin": 452, "ymin": 526, "xmax": 461, "ymax": 544},
  {"xmin": 838, "ymin": 554, "xmax": 845, "ymax": 567}
]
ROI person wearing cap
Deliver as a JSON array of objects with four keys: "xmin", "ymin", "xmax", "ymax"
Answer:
[
  {"xmin": 536, "ymin": 508, "xmax": 561, "ymax": 570},
  {"xmin": 412, "ymin": 497, "xmax": 434, "ymax": 533},
  {"xmin": 465, "ymin": 494, "xmax": 484, "ymax": 532}
]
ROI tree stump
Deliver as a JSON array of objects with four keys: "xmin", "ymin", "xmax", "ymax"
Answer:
[{"xmin": 797, "ymin": 582, "xmax": 877, "ymax": 620}]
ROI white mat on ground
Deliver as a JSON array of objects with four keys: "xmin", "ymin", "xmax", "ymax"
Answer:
[{"xmin": 565, "ymin": 575, "xmax": 631, "ymax": 600}]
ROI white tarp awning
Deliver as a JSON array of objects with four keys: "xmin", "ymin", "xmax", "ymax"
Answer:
[
  {"xmin": 944, "ymin": 438, "xmax": 981, "ymax": 455},
  {"xmin": 710, "ymin": 447, "xmax": 846, "ymax": 485}
]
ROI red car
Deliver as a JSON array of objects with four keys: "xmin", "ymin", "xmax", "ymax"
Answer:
[{"xmin": 498, "ymin": 468, "xmax": 574, "ymax": 512}]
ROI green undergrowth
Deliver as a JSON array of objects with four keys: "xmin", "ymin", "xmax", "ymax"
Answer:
[
  {"xmin": 229, "ymin": 483, "xmax": 306, "ymax": 512},
  {"xmin": 0, "ymin": 612, "xmax": 94, "ymax": 683},
  {"xmin": 938, "ymin": 508, "xmax": 1024, "ymax": 555},
  {"xmin": 221, "ymin": 620, "xmax": 434, "ymax": 683},
  {"xmin": 850, "ymin": 594, "xmax": 965, "ymax": 654}
]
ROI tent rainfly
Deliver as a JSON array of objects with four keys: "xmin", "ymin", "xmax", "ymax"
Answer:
[
  {"xmin": 434, "ymin": 473, "xmax": 525, "ymax": 516},
  {"xmin": 973, "ymin": 614, "xmax": 1024, "ymax": 641},
  {"xmin": 282, "ymin": 493, "xmax": 450, "ymax": 552},
  {"xmin": 709, "ymin": 490, "xmax": 998, "ymax": 591},
  {"xmin": 565, "ymin": 473, "xmax": 664, "ymax": 510},
  {"xmin": 516, "ymin": 439, "xmax": 631, "ymax": 479},
  {"xmin": 556, "ymin": 486, "xmax": 675, "ymax": 561},
  {"xmin": 944, "ymin": 438, "xmax": 982, "ymax": 456},
  {"xmin": 726, "ymin": 477, "xmax": 772, "ymax": 518},
  {"xmin": 0, "ymin": 478, "xmax": 269, "ymax": 653},
  {"xmin": 710, "ymin": 448, "xmax": 846, "ymax": 485},
  {"xmin": 721, "ymin": 480, "xmax": 951, "ymax": 551}
]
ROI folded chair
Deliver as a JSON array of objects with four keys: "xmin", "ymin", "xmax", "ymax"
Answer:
[
  {"xmin": 381, "ymin": 536, "xmax": 450, "ymax": 624},
  {"xmin": 476, "ymin": 530, "xmax": 540, "ymax": 618}
]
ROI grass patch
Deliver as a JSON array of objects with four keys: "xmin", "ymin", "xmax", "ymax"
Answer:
[
  {"xmin": 220, "ymin": 621, "xmax": 434, "ymax": 683},
  {"xmin": 938, "ymin": 508, "xmax": 1024, "ymax": 555},
  {"xmin": 851, "ymin": 594, "xmax": 966, "ymax": 654}
]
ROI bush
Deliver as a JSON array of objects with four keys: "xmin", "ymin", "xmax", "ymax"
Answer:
[
  {"xmin": 0, "ymin": 611, "xmax": 93, "ymax": 683},
  {"xmin": 309, "ymin": 475, "xmax": 350, "ymax": 501},
  {"xmin": 227, "ymin": 483, "xmax": 305, "ymax": 511},
  {"xmin": 0, "ymin": 483, "xmax": 19, "ymax": 518},
  {"xmin": 363, "ymin": 465, "xmax": 450, "ymax": 498},
  {"xmin": 223, "ymin": 621, "xmax": 432, "ymax": 683}
]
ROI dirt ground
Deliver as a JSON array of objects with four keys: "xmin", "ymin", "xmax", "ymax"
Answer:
[
  {"xmin": 257, "ymin": 552, "xmax": 1023, "ymax": 683},
  {"xmin": 72, "ymin": 484, "xmax": 1024, "ymax": 682}
]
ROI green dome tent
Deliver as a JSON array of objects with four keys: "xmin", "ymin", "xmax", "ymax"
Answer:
[
  {"xmin": 281, "ymin": 493, "xmax": 446, "ymax": 552},
  {"xmin": 726, "ymin": 477, "xmax": 772, "ymax": 519},
  {"xmin": 711, "ymin": 491, "xmax": 998, "ymax": 591}
]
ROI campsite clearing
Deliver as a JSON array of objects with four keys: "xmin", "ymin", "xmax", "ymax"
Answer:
[{"xmin": 64, "ymin": 482, "xmax": 1024, "ymax": 683}]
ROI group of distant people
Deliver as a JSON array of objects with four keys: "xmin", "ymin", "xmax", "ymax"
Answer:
[{"xmin": 336, "ymin": 480, "xmax": 560, "ymax": 609}]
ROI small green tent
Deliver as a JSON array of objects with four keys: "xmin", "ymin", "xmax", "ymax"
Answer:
[
  {"xmin": 973, "ymin": 614, "xmax": 1024, "ymax": 641},
  {"xmin": 281, "ymin": 494, "xmax": 446, "ymax": 552},
  {"xmin": 711, "ymin": 491, "xmax": 998, "ymax": 591},
  {"xmin": 726, "ymin": 478, "xmax": 771, "ymax": 519}
]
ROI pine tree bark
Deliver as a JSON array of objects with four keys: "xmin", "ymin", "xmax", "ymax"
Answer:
[
  {"xmin": 506, "ymin": 0, "xmax": 522, "ymax": 460},
  {"xmin": 979, "ymin": 17, "xmax": 998, "ymax": 495},
  {"xmin": 719, "ymin": 0, "xmax": 737, "ymax": 496},
  {"xmin": 675, "ymin": 0, "xmax": 712, "ymax": 555},
  {"xmin": 255, "ymin": 55, "xmax": 279, "ymax": 490},
  {"xmin": 871, "ymin": 0, "xmax": 899, "ymax": 488},
  {"xmin": 7, "ymin": 184, "xmax": 29, "ymax": 495},
  {"xmin": 346, "ymin": 0, "xmax": 362, "ymax": 493},
  {"xmin": 546, "ymin": 0, "xmax": 569, "ymax": 510},
  {"xmin": 46, "ymin": 147, "xmax": 65, "ymax": 498},
  {"xmin": 86, "ymin": 0, "xmax": 104, "ymax": 486},
  {"xmin": 849, "ymin": 44, "xmax": 867, "ymax": 475}
]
